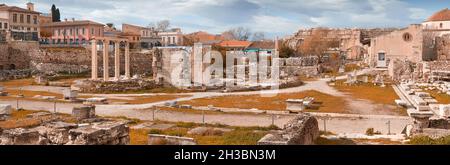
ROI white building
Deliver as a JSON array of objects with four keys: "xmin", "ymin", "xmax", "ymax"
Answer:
[
  {"xmin": 158, "ymin": 28, "xmax": 183, "ymax": 46},
  {"xmin": 422, "ymin": 8, "xmax": 450, "ymax": 36}
]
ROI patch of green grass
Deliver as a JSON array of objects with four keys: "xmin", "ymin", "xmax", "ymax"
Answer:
[{"xmin": 408, "ymin": 136, "xmax": 450, "ymax": 145}]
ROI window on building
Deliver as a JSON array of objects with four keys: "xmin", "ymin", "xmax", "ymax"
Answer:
[
  {"xmin": 440, "ymin": 23, "xmax": 443, "ymax": 28},
  {"xmin": 76, "ymin": 28, "xmax": 79, "ymax": 35},
  {"xmin": 20, "ymin": 14, "xmax": 24, "ymax": 23},
  {"xmin": 55, "ymin": 30, "xmax": 58, "ymax": 36},
  {"xmin": 82, "ymin": 28, "xmax": 85, "ymax": 35},
  {"xmin": 403, "ymin": 33, "xmax": 412, "ymax": 42},
  {"xmin": 99, "ymin": 29, "xmax": 101, "ymax": 36},
  {"xmin": 26, "ymin": 15, "xmax": 30, "ymax": 23},
  {"xmin": 70, "ymin": 29, "xmax": 72, "ymax": 35},
  {"xmin": 91, "ymin": 28, "xmax": 94, "ymax": 35},
  {"xmin": 13, "ymin": 14, "xmax": 17, "ymax": 23},
  {"xmin": 4, "ymin": 23, "xmax": 7, "ymax": 29},
  {"xmin": 33, "ymin": 16, "xmax": 37, "ymax": 24},
  {"xmin": 27, "ymin": 27, "xmax": 30, "ymax": 31},
  {"xmin": 0, "ymin": 22, "xmax": 2, "ymax": 29}
]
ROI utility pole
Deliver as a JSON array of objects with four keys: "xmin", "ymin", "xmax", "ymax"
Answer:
[
  {"xmin": 271, "ymin": 114, "xmax": 275, "ymax": 126},
  {"xmin": 202, "ymin": 109, "xmax": 205, "ymax": 125},
  {"xmin": 53, "ymin": 100, "xmax": 57, "ymax": 113},
  {"xmin": 386, "ymin": 120, "xmax": 391, "ymax": 135},
  {"xmin": 152, "ymin": 107, "xmax": 156, "ymax": 121}
]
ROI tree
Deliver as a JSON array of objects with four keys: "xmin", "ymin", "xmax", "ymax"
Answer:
[
  {"xmin": 51, "ymin": 4, "xmax": 57, "ymax": 22},
  {"xmin": 222, "ymin": 27, "xmax": 252, "ymax": 41},
  {"xmin": 156, "ymin": 20, "xmax": 170, "ymax": 32},
  {"xmin": 252, "ymin": 32, "xmax": 265, "ymax": 41},
  {"xmin": 279, "ymin": 42, "xmax": 296, "ymax": 58},
  {"xmin": 55, "ymin": 8, "xmax": 61, "ymax": 22}
]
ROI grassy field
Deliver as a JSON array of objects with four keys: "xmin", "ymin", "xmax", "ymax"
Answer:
[
  {"xmin": 0, "ymin": 79, "xmax": 34, "ymax": 87},
  {"xmin": 427, "ymin": 90, "xmax": 450, "ymax": 104},
  {"xmin": 129, "ymin": 121, "xmax": 274, "ymax": 145},
  {"xmin": 0, "ymin": 110, "xmax": 76, "ymax": 129},
  {"xmin": 107, "ymin": 95, "xmax": 191, "ymax": 104},
  {"xmin": 179, "ymin": 90, "xmax": 349, "ymax": 113},
  {"xmin": 333, "ymin": 80, "xmax": 399, "ymax": 106}
]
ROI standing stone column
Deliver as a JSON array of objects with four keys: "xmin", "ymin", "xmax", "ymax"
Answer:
[
  {"xmin": 103, "ymin": 40, "xmax": 110, "ymax": 81},
  {"xmin": 114, "ymin": 41, "xmax": 120, "ymax": 80},
  {"xmin": 91, "ymin": 40, "xmax": 98, "ymax": 80},
  {"xmin": 125, "ymin": 42, "xmax": 131, "ymax": 79}
]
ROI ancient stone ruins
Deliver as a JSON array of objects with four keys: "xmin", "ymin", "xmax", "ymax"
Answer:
[
  {"xmin": 258, "ymin": 114, "xmax": 320, "ymax": 145},
  {"xmin": 0, "ymin": 105, "xmax": 130, "ymax": 145}
]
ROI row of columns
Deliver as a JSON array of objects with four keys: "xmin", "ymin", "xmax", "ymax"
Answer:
[{"xmin": 91, "ymin": 38, "xmax": 130, "ymax": 81}]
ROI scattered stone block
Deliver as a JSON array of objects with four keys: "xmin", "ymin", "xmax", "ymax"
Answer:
[
  {"xmin": 63, "ymin": 90, "xmax": 78, "ymax": 100},
  {"xmin": 258, "ymin": 114, "xmax": 319, "ymax": 145},
  {"xmin": 286, "ymin": 99, "xmax": 305, "ymax": 112},
  {"xmin": 439, "ymin": 105, "xmax": 450, "ymax": 118},
  {"xmin": 165, "ymin": 101, "xmax": 177, "ymax": 107},
  {"xmin": 179, "ymin": 104, "xmax": 192, "ymax": 109},
  {"xmin": 72, "ymin": 105, "xmax": 96, "ymax": 120},
  {"xmin": 31, "ymin": 122, "xmax": 78, "ymax": 145},
  {"xmin": 34, "ymin": 75, "xmax": 49, "ymax": 85},
  {"xmin": 84, "ymin": 97, "xmax": 107, "ymax": 104},
  {"xmin": 0, "ymin": 104, "xmax": 12, "ymax": 115},
  {"xmin": 68, "ymin": 121, "xmax": 129, "ymax": 145},
  {"xmin": 0, "ymin": 128, "xmax": 42, "ymax": 145},
  {"xmin": 148, "ymin": 134, "xmax": 197, "ymax": 145},
  {"xmin": 132, "ymin": 123, "xmax": 175, "ymax": 130}
]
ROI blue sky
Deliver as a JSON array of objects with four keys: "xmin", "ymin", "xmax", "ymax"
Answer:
[{"xmin": 3, "ymin": 0, "xmax": 449, "ymax": 38}]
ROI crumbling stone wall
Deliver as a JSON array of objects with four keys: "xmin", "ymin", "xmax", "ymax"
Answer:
[
  {"xmin": 436, "ymin": 35, "xmax": 450, "ymax": 61},
  {"xmin": 0, "ymin": 42, "xmax": 36, "ymax": 71},
  {"xmin": 0, "ymin": 121, "xmax": 130, "ymax": 145},
  {"xmin": 73, "ymin": 79, "xmax": 161, "ymax": 93},
  {"xmin": 279, "ymin": 57, "xmax": 319, "ymax": 77},
  {"xmin": 32, "ymin": 47, "xmax": 154, "ymax": 76},
  {"xmin": 257, "ymin": 114, "xmax": 319, "ymax": 145}
]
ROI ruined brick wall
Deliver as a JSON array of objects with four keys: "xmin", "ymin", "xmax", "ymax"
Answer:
[
  {"xmin": 30, "ymin": 47, "xmax": 154, "ymax": 76},
  {"xmin": 436, "ymin": 35, "xmax": 450, "ymax": 61},
  {"xmin": 0, "ymin": 42, "xmax": 36, "ymax": 70}
]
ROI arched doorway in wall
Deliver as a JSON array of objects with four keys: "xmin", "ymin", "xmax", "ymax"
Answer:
[{"xmin": 9, "ymin": 64, "xmax": 16, "ymax": 70}]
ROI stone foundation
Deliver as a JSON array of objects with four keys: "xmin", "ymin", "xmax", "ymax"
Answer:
[
  {"xmin": 73, "ymin": 79, "xmax": 161, "ymax": 93},
  {"xmin": 72, "ymin": 105, "xmax": 96, "ymax": 120}
]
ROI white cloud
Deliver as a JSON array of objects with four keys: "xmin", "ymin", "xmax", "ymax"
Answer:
[{"xmin": 2, "ymin": 0, "xmax": 436, "ymax": 37}]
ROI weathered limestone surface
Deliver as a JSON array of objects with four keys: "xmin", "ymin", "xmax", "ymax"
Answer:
[
  {"xmin": 0, "ymin": 128, "xmax": 43, "ymax": 145},
  {"xmin": 0, "ymin": 104, "xmax": 12, "ymax": 118},
  {"xmin": 148, "ymin": 134, "xmax": 197, "ymax": 145},
  {"xmin": 73, "ymin": 79, "xmax": 160, "ymax": 93},
  {"xmin": 72, "ymin": 105, "xmax": 96, "ymax": 120},
  {"xmin": 258, "ymin": 114, "xmax": 319, "ymax": 145},
  {"xmin": 0, "ymin": 121, "xmax": 130, "ymax": 145},
  {"xmin": 68, "ymin": 121, "xmax": 130, "ymax": 145}
]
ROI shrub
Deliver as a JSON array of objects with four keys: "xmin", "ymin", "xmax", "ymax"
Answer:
[{"xmin": 366, "ymin": 128, "xmax": 381, "ymax": 136}]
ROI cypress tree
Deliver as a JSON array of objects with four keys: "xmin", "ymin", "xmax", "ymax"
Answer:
[
  {"xmin": 55, "ymin": 8, "xmax": 61, "ymax": 22},
  {"xmin": 51, "ymin": 4, "xmax": 56, "ymax": 22}
]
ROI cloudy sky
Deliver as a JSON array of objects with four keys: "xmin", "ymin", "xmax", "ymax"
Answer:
[{"xmin": 3, "ymin": 0, "xmax": 449, "ymax": 38}]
